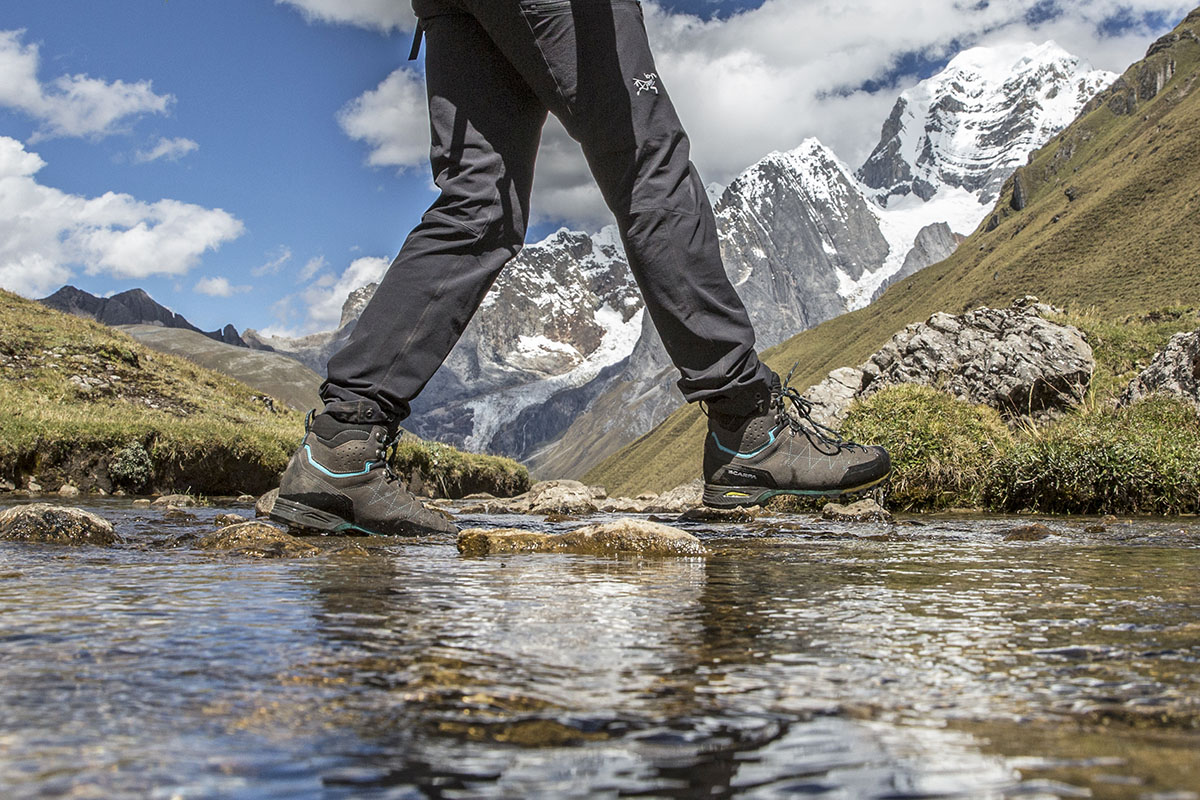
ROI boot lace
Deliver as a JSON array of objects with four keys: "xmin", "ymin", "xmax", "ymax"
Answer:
[{"xmin": 778, "ymin": 363, "xmax": 867, "ymax": 457}]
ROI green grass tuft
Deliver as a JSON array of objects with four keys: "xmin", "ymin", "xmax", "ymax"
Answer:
[
  {"xmin": 840, "ymin": 385, "xmax": 1014, "ymax": 510},
  {"xmin": 987, "ymin": 397, "xmax": 1200, "ymax": 515},
  {"xmin": 392, "ymin": 440, "xmax": 530, "ymax": 499}
]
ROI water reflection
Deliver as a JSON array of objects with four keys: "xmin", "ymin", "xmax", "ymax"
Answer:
[{"xmin": 0, "ymin": 503, "xmax": 1197, "ymax": 799}]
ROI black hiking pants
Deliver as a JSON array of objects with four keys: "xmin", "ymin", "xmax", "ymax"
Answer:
[{"xmin": 322, "ymin": 0, "xmax": 772, "ymax": 424}]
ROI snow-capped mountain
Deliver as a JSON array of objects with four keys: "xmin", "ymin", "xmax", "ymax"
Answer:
[{"xmin": 858, "ymin": 41, "xmax": 1117, "ymax": 206}]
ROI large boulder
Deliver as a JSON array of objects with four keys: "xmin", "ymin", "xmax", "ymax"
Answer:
[
  {"xmin": 458, "ymin": 519, "xmax": 705, "ymax": 557},
  {"xmin": 1119, "ymin": 328, "xmax": 1200, "ymax": 412},
  {"xmin": 803, "ymin": 299, "xmax": 1094, "ymax": 428},
  {"xmin": 0, "ymin": 504, "xmax": 122, "ymax": 546}
]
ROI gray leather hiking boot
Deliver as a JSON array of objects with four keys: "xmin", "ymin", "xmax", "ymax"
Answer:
[
  {"xmin": 703, "ymin": 373, "xmax": 890, "ymax": 508},
  {"xmin": 270, "ymin": 412, "xmax": 457, "ymax": 536}
]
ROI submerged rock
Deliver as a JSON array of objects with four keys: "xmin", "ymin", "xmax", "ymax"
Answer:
[
  {"xmin": 1001, "ymin": 522, "xmax": 1054, "ymax": 541},
  {"xmin": 153, "ymin": 494, "xmax": 197, "ymax": 508},
  {"xmin": 0, "ymin": 504, "xmax": 122, "ymax": 546},
  {"xmin": 255, "ymin": 488, "xmax": 279, "ymax": 518},
  {"xmin": 677, "ymin": 506, "xmax": 762, "ymax": 523},
  {"xmin": 215, "ymin": 513, "xmax": 249, "ymax": 527},
  {"xmin": 200, "ymin": 522, "xmax": 318, "ymax": 558},
  {"xmin": 821, "ymin": 499, "xmax": 893, "ymax": 523},
  {"xmin": 458, "ymin": 519, "xmax": 705, "ymax": 557},
  {"xmin": 1119, "ymin": 327, "xmax": 1200, "ymax": 412}
]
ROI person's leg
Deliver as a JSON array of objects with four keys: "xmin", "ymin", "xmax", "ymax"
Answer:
[
  {"xmin": 321, "ymin": 8, "xmax": 548, "ymax": 424},
  {"xmin": 460, "ymin": 0, "xmax": 773, "ymax": 418},
  {"xmin": 272, "ymin": 9, "xmax": 547, "ymax": 535}
]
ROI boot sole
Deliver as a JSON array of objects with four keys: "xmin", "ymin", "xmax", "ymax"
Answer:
[
  {"xmin": 702, "ymin": 475, "xmax": 888, "ymax": 509},
  {"xmin": 269, "ymin": 498, "xmax": 375, "ymax": 536}
]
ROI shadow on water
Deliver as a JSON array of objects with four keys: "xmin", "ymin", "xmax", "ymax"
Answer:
[{"xmin": 0, "ymin": 499, "xmax": 1197, "ymax": 798}]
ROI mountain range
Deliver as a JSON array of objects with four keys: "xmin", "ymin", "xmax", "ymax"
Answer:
[{"xmin": 36, "ymin": 40, "xmax": 1119, "ymax": 477}]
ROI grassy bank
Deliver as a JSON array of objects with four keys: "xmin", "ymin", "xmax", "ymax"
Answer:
[
  {"xmin": 783, "ymin": 308, "xmax": 1200, "ymax": 515},
  {"xmin": 0, "ymin": 290, "xmax": 528, "ymax": 498}
]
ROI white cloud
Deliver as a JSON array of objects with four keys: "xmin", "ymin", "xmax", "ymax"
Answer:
[
  {"xmin": 299, "ymin": 255, "xmax": 327, "ymax": 281},
  {"xmin": 337, "ymin": 68, "xmax": 430, "ymax": 171},
  {"xmin": 0, "ymin": 29, "xmax": 172, "ymax": 140},
  {"xmin": 135, "ymin": 136, "xmax": 199, "ymax": 163},
  {"xmin": 194, "ymin": 276, "xmax": 250, "ymax": 297},
  {"xmin": 253, "ymin": 245, "xmax": 293, "ymax": 277},
  {"xmin": 333, "ymin": 0, "xmax": 1191, "ymax": 229},
  {"xmin": 0, "ymin": 136, "xmax": 245, "ymax": 298},
  {"xmin": 275, "ymin": 0, "xmax": 416, "ymax": 33},
  {"xmin": 264, "ymin": 255, "xmax": 390, "ymax": 336}
]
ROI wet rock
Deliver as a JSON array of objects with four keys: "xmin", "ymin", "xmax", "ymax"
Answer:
[
  {"xmin": 236, "ymin": 494, "xmax": 255, "ymax": 503},
  {"xmin": 508, "ymin": 480, "xmax": 598, "ymax": 515},
  {"xmin": 458, "ymin": 498, "xmax": 512, "ymax": 515},
  {"xmin": 153, "ymin": 494, "xmax": 196, "ymax": 508},
  {"xmin": 58, "ymin": 484, "xmax": 80, "ymax": 498},
  {"xmin": 677, "ymin": 506, "xmax": 762, "ymax": 524},
  {"xmin": 802, "ymin": 299, "xmax": 1094, "ymax": 428},
  {"xmin": 1002, "ymin": 522, "xmax": 1054, "ymax": 541},
  {"xmin": 215, "ymin": 513, "xmax": 249, "ymax": 527},
  {"xmin": 164, "ymin": 508, "xmax": 197, "ymax": 521},
  {"xmin": 462, "ymin": 492, "xmax": 497, "ymax": 501},
  {"xmin": 132, "ymin": 499, "xmax": 152, "ymax": 508},
  {"xmin": 821, "ymin": 499, "xmax": 893, "ymax": 523},
  {"xmin": 1119, "ymin": 327, "xmax": 1200, "ymax": 412},
  {"xmin": 255, "ymin": 488, "xmax": 279, "ymax": 518},
  {"xmin": 329, "ymin": 543, "xmax": 373, "ymax": 558},
  {"xmin": 0, "ymin": 504, "xmax": 122, "ymax": 546},
  {"xmin": 644, "ymin": 480, "xmax": 704, "ymax": 513},
  {"xmin": 199, "ymin": 522, "xmax": 318, "ymax": 558},
  {"xmin": 458, "ymin": 519, "xmax": 705, "ymax": 557},
  {"xmin": 600, "ymin": 497, "xmax": 649, "ymax": 514}
]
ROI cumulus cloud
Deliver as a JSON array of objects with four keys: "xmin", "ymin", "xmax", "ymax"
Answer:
[
  {"xmin": 275, "ymin": 0, "xmax": 416, "ymax": 33},
  {"xmin": 333, "ymin": 0, "xmax": 1191, "ymax": 229},
  {"xmin": 0, "ymin": 29, "xmax": 172, "ymax": 140},
  {"xmin": 337, "ymin": 68, "xmax": 430, "ymax": 171},
  {"xmin": 135, "ymin": 136, "xmax": 199, "ymax": 163},
  {"xmin": 194, "ymin": 276, "xmax": 251, "ymax": 297},
  {"xmin": 0, "ymin": 136, "xmax": 245, "ymax": 298},
  {"xmin": 264, "ymin": 255, "xmax": 391, "ymax": 336}
]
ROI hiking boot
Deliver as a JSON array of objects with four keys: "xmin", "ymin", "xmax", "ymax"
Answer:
[
  {"xmin": 270, "ymin": 411, "xmax": 457, "ymax": 536},
  {"xmin": 703, "ymin": 373, "xmax": 890, "ymax": 508}
]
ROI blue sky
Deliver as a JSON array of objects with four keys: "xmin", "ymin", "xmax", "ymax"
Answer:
[{"xmin": 0, "ymin": 0, "xmax": 1190, "ymax": 336}]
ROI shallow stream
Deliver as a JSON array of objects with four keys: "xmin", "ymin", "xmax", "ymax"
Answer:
[{"xmin": 1, "ymin": 499, "xmax": 1197, "ymax": 799}]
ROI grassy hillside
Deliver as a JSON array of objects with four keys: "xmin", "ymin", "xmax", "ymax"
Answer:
[
  {"xmin": 587, "ymin": 8, "xmax": 1200, "ymax": 498},
  {"xmin": 0, "ymin": 290, "xmax": 528, "ymax": 498}
]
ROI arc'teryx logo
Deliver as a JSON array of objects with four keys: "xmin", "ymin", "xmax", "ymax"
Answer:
[{"xmin": 633, "ymin": 72, "xmax": 659, "ymax": 95}]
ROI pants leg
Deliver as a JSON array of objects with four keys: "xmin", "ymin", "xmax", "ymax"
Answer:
[
  {"xmin": 459, "ymin": 0, "xmax": 772, "ymax": 417},
  {"xmin": 322, "ymin": 10, "xmax": 547, "ymax": 422}
]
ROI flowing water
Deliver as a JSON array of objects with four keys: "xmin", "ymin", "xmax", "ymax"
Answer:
[{"xmin": 0, "ymin": 498, "xmax": 1197, "ymax": 799}]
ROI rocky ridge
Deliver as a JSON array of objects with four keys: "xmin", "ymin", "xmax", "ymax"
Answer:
[{"xmin": 41, "ymin": 286, "xmax": 248, "ymax": 348}]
